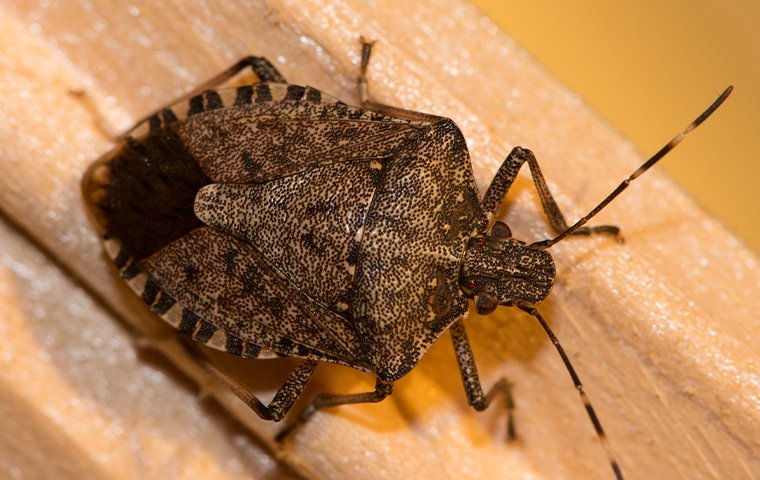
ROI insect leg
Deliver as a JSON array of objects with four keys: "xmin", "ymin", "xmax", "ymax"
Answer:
[
  {"xmin": 275, "ymin": 378, "xmax": 393, "ymax": 442},
  {"xmin": 483, "ymin": 146, "xmax": 619, "ymax": 237},
  {"xmin": 178, "ymin": 337, "xmax": 317, "ymax": 421},
  {"xmin": 356, "ymin": 37, "xmax": 375, "ymax": 106},
  {"xmin": 450, "ymin": 319, "xmax": 517, "ymax": 440},
  {"xmin": 530, "ymin": 86, "xmax": 732, "ymax": 249},
  {"xmin": 185, "ymin": 56, "xmax": 287, "ymax": 91},
  {"xmin": 355, "ymin": 38, "xmax": 442, "ymax": 122},
  {"xmin": 122, "ymin": 56, "xmax": 286, "ymax": 138}
]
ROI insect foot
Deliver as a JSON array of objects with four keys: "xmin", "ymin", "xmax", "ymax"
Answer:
[
  {"xmin": 82, "ymin": 32, "xmax": 732, "ymax": 480},
  {"xmin": 275, "ymin": 380, "xmax": 394, "ymax": 443}
]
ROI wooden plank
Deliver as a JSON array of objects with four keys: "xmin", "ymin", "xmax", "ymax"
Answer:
[{"xmin": 0, "ymin": 1, "xmax": 757, "ymax": 479}]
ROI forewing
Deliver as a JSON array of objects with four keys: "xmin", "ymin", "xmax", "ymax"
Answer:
[
  {"xmin": 136, "ymin": 227, "xmax": 367, "ymax": 368},
  {"xmin": 172, "ymin": 84, "xmax": 423, "ymax": 183}
]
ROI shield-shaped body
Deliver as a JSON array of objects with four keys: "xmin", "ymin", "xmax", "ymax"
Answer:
[{"xmin": 84, "ymin": 83, "xmax": 487, "ymax": 382}]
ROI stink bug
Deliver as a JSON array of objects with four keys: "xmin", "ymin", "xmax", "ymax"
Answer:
[{"xmin": 82, "ymin": 40, "xmax": 731, "ymax": 480}]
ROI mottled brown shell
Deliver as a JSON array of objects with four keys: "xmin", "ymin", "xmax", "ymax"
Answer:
[{"xmin": 83, "ymin": 82, "xmax": 488, "ymax": 382}]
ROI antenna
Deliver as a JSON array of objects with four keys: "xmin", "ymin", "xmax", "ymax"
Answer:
[
  {"xmin": 531, "ymin": 86, "xmax": 733, "ymax": 250},
  {"xmin": 519, "ymin": 304, "xmax": 624, "ymax": 480}
]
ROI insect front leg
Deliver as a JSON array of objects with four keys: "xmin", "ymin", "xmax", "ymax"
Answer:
[
  {"xmin": 450, "ymin": 320, "xmax": 517, "ymax": 440},
  {"xmin": 178, "ymin": 337, "xmax": 317, "ymax": 421},
  {"xmin": 275, "ymin": 378, "xmax": 393, "ymax": 442},
  {"xmin": 122, "ymin": 55, "xmax": 286, "ymax": 138},
  {"xmin": 482, "ymin": 147, "xmax": 619, "ymax": 237}
]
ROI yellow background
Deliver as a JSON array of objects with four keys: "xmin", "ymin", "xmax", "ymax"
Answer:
[{"xmin": 471, "ymin": 1, "xmax": 759, "ymax": 253}]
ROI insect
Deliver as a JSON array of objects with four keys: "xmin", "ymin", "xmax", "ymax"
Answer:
[{"xmin": 82, "ymin": 40, "xmax": 731, "ymax": 479}]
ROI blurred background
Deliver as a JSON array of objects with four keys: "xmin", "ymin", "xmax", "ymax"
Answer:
[{"xmin": 471, "ymin": 1, "xmax": 758, "ymax": 253}]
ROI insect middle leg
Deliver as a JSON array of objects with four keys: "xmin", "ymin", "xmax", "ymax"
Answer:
[
  {"xmin": 482, "ymin": 146, "xmax": 619, "ymax": 237},
  {"xmin": 123, "ymin": 55, "xmax": 286, "ymax": 137},
  {"xmin": 450, "ymin": 319, "xmax": 517, "ymax": 440},
  {"xmin": 178, "ymin": 337, "xmax": 317, "ymax": 421},
  {"xmin": 275, "ymin": 378, "xmax": 393, "ymax": 442}
]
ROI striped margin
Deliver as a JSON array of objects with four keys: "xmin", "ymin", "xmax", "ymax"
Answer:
[
  {"xmin": 103, "ymin": 237, "xmax": 280, "ymax": 360},
  {"xmin": 131, "ymin": 83, "xmax": 342, "ymax": 138}
]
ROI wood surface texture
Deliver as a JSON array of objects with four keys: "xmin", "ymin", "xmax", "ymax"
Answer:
[{"xmin": 0, "ymin": 1, "xmax": 757, "ymax": 479}]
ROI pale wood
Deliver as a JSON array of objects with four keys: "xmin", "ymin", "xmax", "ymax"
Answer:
[{"xmin": 0, "ymin": 1, "xmax": 757, "ymax": 479}]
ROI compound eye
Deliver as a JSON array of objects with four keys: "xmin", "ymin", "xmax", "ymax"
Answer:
[
  {"xmin": 491, "ymin": 221, "xmax": 512, "ymax": 239},
  {"xmin": 460, "ymin": 278, "xmax": 477, "ymax": 295}
]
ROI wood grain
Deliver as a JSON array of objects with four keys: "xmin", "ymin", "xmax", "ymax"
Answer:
[{"xmin": 0, "ymin": 1, "xmax": 757, "ymax": 479}]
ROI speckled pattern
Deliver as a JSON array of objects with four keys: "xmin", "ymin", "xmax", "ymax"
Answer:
[
  {"xmin": 140, "ymin": 227, "xmax": 368, "ymax": 368},
  {"xmin": 84, "ymin": 78, "xmax": 491, "ymax": 382},
  {"xmin": 460, "ymin": 236, "xmax": 555, "ymax": 308}
]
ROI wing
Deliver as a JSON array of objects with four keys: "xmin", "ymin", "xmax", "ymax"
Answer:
[
  {"xmin": 129, "ymin": 227, "xmax": 371, "ymax": 370},
  {"xmin": 172, "ymin": 83, "xmax": 426, "ymax": 183}
]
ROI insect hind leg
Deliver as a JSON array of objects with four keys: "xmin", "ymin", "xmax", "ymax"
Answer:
[
  {"xmin": 177, "ymin": 336, "xmax": 317, "ymax": 421},
  {"xmin": 275, "ymin": 378, "xmax": 393, "ymax": 442},
  {"xmin": 483, "ymin": 147, "xmax": 619, "ymax": 238},
  {"xmin": 450, "ymin": 320, "xmax": 518, "ymax": 440}
]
